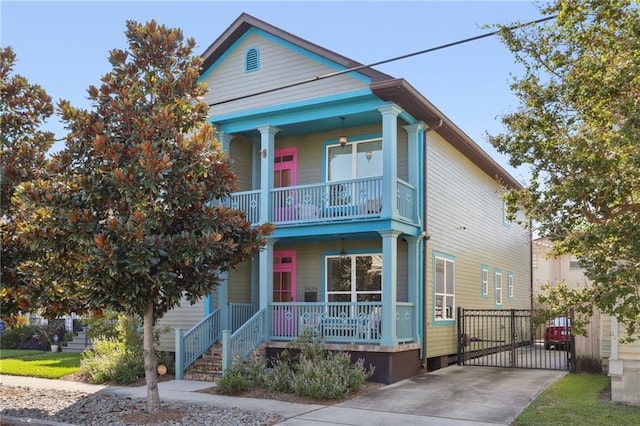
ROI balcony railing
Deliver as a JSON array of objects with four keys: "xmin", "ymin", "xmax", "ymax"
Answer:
[{"xmin": 221, "ymin": 176, "xmax": 417, "ymax": 225}]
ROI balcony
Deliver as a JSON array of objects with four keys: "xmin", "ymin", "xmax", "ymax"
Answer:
[{"xmin": 221, "ymin": 176, "xmax": 417, "ymax": 225}]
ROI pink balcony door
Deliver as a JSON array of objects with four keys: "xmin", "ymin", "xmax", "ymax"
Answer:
[
  {"xmin": 273, "ymin": 148, "xmax": 297, "ymax": 221},
  {"xmin": 272, "ymin": 250, "xmax": 297, "ymax": 337}
]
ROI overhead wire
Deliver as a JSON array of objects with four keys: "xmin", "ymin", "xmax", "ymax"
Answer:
[{"xmin": 207, "ymin": 14, "xmax": 558, "ymax": 107}]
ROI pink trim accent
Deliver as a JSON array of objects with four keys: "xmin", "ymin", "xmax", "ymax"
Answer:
[
  {"xmin": 273, "ymin": 250, "xmax": 297, "ymax": 302},
  {"xmin": 274, "ymin": 147, "xmax": 297, "ymax": 186}
]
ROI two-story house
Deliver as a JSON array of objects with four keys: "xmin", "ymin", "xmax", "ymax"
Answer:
[{"xmin": 157, "ymin": 13, "xmax": 532, "ymax": 384}]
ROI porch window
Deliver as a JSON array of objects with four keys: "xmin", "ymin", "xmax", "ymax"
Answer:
[
  {"xmin": 434, "ymin": 255, "xmax": 455, "ymax": 321},
  {"xmin": 326, "ymin": 253, "xmax": 382, "ymax": 302},
  {"xmin": 327, "ymin": 139, "xmax": 382, "ymax": 207}
]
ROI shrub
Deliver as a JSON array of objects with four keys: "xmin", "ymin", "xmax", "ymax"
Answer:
[
  {"xmin": 219, "ymin": 332, "xmax": 373, "ymax": 400},
  {"xmin": 575, "ymin": 355, "xmax": 604, "ymax": 374},
  {"xmin": 81, "ymin": 338, "xmax": 145, "ymax": 384},
  {"xmin": 0, "ymin": 324, "xmax": 49, "ymax": 350},
  {"xmin": 217, "ymin": 363, "xmax": 250, "ymax": 395}
]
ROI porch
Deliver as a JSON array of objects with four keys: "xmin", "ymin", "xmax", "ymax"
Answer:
[{"xmin": 175, "ymin": 301, "xmax": 418, "ymax": 382}]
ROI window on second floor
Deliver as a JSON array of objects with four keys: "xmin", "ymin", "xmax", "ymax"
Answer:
[{"xmin": 327, "ymin": 138, "xmax": 382, "ymax": 182}]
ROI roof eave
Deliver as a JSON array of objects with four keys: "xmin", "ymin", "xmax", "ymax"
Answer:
[{"xmin": 371, "ymin": 79, "xmax": 522, "ymax": 190}]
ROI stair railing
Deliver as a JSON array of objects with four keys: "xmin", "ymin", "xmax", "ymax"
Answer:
[
  {"xmin": 222, "ymin": 307, "xmax": 266, "ymax": 371},
  {"xmin": 175, "ymin": 308, "xmax": 221, "ymax": 380}
]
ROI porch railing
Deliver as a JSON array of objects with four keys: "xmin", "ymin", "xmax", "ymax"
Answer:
[
  {"xmin": 271, "ymin": 177, "xmax": 383, "ymax": 224},
  {"xmin": 222, "ymin": 176, "xmax": 418, "ymax": 225},
  {"xmin": 270, "ymin": 302, "xmax": 385, "ymax": 344},
  {"xmin": 222, "ymin": 308, "xmax": 266, "ymax": 370},
  {"xmin": 397, "ymin": 302, "xmax": 415, "ymax": 343},
  {"xmin": 229, "ymin": 302, "xmax": 258, "ymax": 332},
  {"xmin": 396, "ymin": 179, "xmax": 416, "ymax": 222},
  {"xmin": 220, "ymin": 190, "xmax": 260, "ymax": 224},
  {"xmin": 175, "ymin": 308, "xmax": 221, "ymax": 380}
]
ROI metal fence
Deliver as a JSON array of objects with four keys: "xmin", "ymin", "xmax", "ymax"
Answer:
[{"xmin": 457, "ymin": 308, "xmax": 574, "ymax": 372}]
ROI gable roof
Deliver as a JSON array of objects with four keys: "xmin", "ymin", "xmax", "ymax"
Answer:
[{"xmin": 200, "ymin": 13, "xmax": 521, "ymax": 190}]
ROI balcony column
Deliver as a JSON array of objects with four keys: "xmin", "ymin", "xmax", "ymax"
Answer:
[
  {"xmin": 403, "ymin": 122, "xmax": 425, "ymax": 226},
  {"xmin": 218, "ymin": 131, "xmax": 234, "ymax": 154},
  {"xmin": 380, "ymin": 229, "xmax": 401, "ymax": 346},
  {"xmin": 405, "ymin": 235, "xmax": 421, "ymax": 348},
  {"xmin": 256, "ymin": 125, "xmax": 279, "ymax": 224},
  {"xmin": 378, "ymin": 104, "xmax": 403, "ymax": 219}
]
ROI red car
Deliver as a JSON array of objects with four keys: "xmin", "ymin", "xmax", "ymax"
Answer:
[{"xmin": 544, "ymin": 317, "xmax": 571, "ymax": 350}]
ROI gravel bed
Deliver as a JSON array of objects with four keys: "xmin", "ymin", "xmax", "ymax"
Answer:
[{"xmin": 0, "ymin": 385, "xmax": 285, "ymax": 425}]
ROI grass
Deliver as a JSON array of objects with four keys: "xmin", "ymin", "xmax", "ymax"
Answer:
[
  {"xmin": 0, "ymin": 349, "xmax": 46, "ymax": 359},
  {"xmin": 0, "ymin": 351, "xmax": 81, "ymax": 379},
  {"xmin": 514, "ymin": 373, "xmax": 640, "ymax": 425}
]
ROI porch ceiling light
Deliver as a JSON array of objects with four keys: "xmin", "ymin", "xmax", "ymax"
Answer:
[
  {"xmin": 338, "ymin": 116, "xmax": 347, "ymax": 147},
  {"xmin": 339, "ymin": 237, "xmax": 348, "ymax": 259}
]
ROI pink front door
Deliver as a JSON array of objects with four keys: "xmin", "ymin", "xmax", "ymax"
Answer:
[
  {"xmin": 272, "ymin": 250, "xmax": 297, "ymax": 337},
  {"xmin": 273, "ymin": 148, "xmax": 297, "ymax": 221}
]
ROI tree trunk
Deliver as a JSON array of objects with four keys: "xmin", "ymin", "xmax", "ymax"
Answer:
[{"xmin": 143, "ymin": 302, "xmax": 161, "ymax": 413}]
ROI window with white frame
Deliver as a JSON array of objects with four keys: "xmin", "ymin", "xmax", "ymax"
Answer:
[
  {"xmin": 495, "ymin": 270, "xmax": 503, "ymax": 305},
  {"xmin": 326, "ymin": 253, "xmax": 382, "ymax": 302},
  {"xmin": 481, "ymin": 265, "xmax": 489, "ymax": 296},
  {"xmin": 508, "ymin": 272, "xmax": 514, "ymax": 299},
  {"xmin": 434, "ymin": 255, "xmax": 455, "ymax": 321}
]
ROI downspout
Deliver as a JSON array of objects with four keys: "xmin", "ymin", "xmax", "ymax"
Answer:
[{"xmin": 422, "ymin": 118, "xmax": 443, "ymax": 370}]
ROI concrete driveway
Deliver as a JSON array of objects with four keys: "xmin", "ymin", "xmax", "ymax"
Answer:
[{"xmin": 277, "ymin": 365, "xmax": 567, "ymax": 425}]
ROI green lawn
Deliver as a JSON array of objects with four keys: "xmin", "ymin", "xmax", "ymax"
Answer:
[
  {"xmin": 514, "ymin": 373, "xmax": 640, "ymax": 425},
  {"xmin": 0, "ymin": 351, "xmax": 81, "ymax": 379},
  {"xmin": 0, "ymin": 349, "xmax": 46, "ymax": 359}
]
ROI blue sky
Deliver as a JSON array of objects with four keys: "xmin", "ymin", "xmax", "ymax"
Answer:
[{"xmin": 1, "ymin": 0, "xmax": 545, "ymax": 182}]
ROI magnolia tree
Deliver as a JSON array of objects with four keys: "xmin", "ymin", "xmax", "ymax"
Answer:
[
  {"xmin": 14, "ymin": 21, "xmax": 273, "ymax": 412},
  {"xmin": 490, "ymin": 0, "xmax": 640, "ymax": 339},
  {"xmin": 0, "ymin": 47, "xmax": 72, "ymax": 324}
]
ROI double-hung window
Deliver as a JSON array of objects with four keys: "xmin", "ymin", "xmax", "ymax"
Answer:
[
  {"xmin": 434, "ymin": 255, "xmax": 455, "ymax": 321},
  {"xmin": 481, "ymin": 265, "xmax": 489, "ymax": 297},
  {"xmin": 495, "ymin": 270, "xmax": 503, "ymax": 306},
  {"xmin": 508, "ymin": 272, "xmax": 514, "ymax": 299}
]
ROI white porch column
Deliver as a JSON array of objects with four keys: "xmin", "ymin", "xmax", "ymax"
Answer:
[
  {"xmin": 256, "ymin": 125, "xmax": 279, "ymax": 224},
  {"xmin": 210, "ymin": 131, "xmax": 234, "ymax": 325},
  {"xmin": 259, "ymin": 239, "xmax": 276, "ymax": 338},
  {"xmin": 405, "ymin": 235, "xmax": 421, "ymax": 346},
  {"xmin": 403, "ymin": 122, "xmax": 425, "ymax": 226},
  {"xmin": 380, "ymin": 230, "xmax": 401, "ymax": 346},
  {"xmin": 218, "ymin": 272, "xmax": 229, "ymax": 330},
  {"xmin": 378, "ymin": 105, "xmax": 402, "ymax": 219}
]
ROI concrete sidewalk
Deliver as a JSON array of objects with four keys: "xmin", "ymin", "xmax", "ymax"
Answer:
[{"xmin": 1, "ymin": 365, "xmax": 567, "ymax": 425}]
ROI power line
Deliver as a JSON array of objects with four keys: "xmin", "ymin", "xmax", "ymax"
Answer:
[{"xmin": 208, "ymin": 15, "xmax": 557, "ymax": 107}]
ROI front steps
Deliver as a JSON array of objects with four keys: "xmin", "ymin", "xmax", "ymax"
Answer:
[
  {"xmin": 62, "ymin": 331, "xmax": 92, "ymax": 352},
  {"xmin": 184, "ymin": 342, "xmax": 223, "ymax": 381}
]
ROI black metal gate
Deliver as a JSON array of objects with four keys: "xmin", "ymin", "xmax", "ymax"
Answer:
[{"xmin": 457, "ymin": 308, "xmax": 574, "ymax": 372}]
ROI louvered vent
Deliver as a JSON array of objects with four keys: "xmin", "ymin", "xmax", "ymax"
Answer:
[{"xmin": 245, "ymin": 48, "xmax": 259, "ymax": 72}]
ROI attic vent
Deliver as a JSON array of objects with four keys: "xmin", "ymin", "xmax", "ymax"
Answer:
[{"xmin": 245, "ymin": 47, "xmax": 259, "ymax": 72}]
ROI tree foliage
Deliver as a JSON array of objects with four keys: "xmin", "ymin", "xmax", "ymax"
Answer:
[
  {"xmin": 490, "ymin": 0, "xmax": 640, "ymax": 338},
  {"xmin": 14, "ymin": 20, "xmax": 273, "ymax": 411},
  {"xmin": 0, "ymin": 46, "xmax": 57, "ymax": 324}
]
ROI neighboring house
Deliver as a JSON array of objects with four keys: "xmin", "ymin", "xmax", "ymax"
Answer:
[
  {"xmin": 533, "ymin": 237, "xmax": 640, "ymax": 405},
  {"xmin": 533, "ymin": 237, "xmax": 602, "ymax": 360},
  {"xmin": 157, "ymin": 13, "xmax": 531, "ymax": 384}
]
